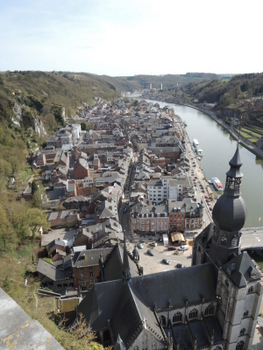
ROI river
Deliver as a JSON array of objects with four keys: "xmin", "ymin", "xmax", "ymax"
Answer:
[{"xmin": 142, "ymin": 99, "xmax": 263, "ymax": 228}]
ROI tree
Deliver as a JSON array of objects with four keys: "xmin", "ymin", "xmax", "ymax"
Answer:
[
  {"xmin": 81, "ymin": 122, "xmax": 87, "ymax": 131},
  {"xmin": 59, "ymin": 313, "xmax": 103, "ymax": 350},
  {"xmin": 0, "ymin": 206, "xmax": 15, "ymax": 251},
  {"xmin": 26, "ymin": 207, "xmax": 49, "ymax": 236},
  {"xmin": 31, "ymin": 180, "xmax": 38, "ymax": 195}
]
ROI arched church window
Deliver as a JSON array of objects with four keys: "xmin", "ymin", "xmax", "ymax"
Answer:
[
  {"xmin": 159, "ymin": 315, "xmax": 166, "ymax": 327},
  {"xmin": 189, "ymin": 308, "xmax": 198, "ymax": 320},
  {"xmin": 236, "ymin": 341, "xmax": 244, "ymax": 350},
  {"xmin": 204, "ymin": 304, "xmax": 214, "ymax": 316},
  {"xmin": 172, "ymin": 312, "xmax": 182, "ymax": 324}
]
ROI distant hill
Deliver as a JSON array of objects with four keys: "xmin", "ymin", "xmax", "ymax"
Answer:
[
  {"xmin": 0, "ymin": 71, "xmax": 122, "ymax": 129},
  {"xmin": 116, "ymin": 72, "xmax": 218, "ymax": 90},
  {"xmin": 140, "ymin": 72, "xmax": 263, "ymax": 127}
]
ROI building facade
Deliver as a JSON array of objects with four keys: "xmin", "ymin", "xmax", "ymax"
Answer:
[{"xmin": 76, "ymin": 144, "xmax": 263, "ymax": 349}]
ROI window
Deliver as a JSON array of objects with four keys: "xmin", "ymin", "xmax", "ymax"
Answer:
[
  {"xmin": 204, "ymin": 304, "xmax": 214, "ymax": 316},
  {"xmin": 89, "ymin": 266, "xmax": 94, "ymax": 277},
  {"xmin": 189, "ymin": 308, "xmax": 198, "ymax": 320},
  {"xmin": 159, "ymin": 315, "xmax": 166, "ymax": 327},
  {"xmin": 236, "ymin": 341, "xmax": 244, "ymax": 350},
  {"xmin": 243, "ymin": 310, "xmax": 249, "ymax": 317},
  {"xmin": 240, "ymin": 328, "xmax": 246, "ymax": 335},
  {"xmin": 248, "ymin": 286, "xmax": 253, "ymax": 294},
  {"xmin": 231, "ymin": 237, "xmax": 238, "ymax": 247},
  {"xmin": 173, "ymin": 312, "xmax": 182, "ymax": 324}
]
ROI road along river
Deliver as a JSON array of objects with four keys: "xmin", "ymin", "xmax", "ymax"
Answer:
[{"xmin": 144, "ymin": 99, "xmax": 263, "ymax": 228}]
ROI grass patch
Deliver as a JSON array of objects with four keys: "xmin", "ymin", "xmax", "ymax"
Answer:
[{"xmin": 239, "ymin": 126, "xmax": 263, "ymax": 144}]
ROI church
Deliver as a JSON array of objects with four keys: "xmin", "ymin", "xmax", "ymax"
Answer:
[{"xmin": 76, "ymin": 143, "xmax": 263, "ymax": 350}]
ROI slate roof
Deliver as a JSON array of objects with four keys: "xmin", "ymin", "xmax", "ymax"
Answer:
[
  {"xmin": 103, "ymin": 244, "xmax": 139, "ymax": 281},
  {"xmin": 73, "ymin": 248, "xmax": 112, "ymax": 268},
  {"xmin": 167, "ymin": 316, "xmax": 223, "ymax": 350},
  {"xmin": 129, "ymin": 263, "xmax": 218, "ymax": 310},
  {"xmin": 36, "ymin": 259, "xmax": 69, "ymax": 282},
  {"xmin": 78, "ymin": 263, "xmax": 218, "ymax": 346},
  {"xmin": 77, "ymin": 280, "xmax": 125, "ymax": 330},
  {"xmin": 222, "ymin": 251, "xmax": 261, "ymax": 287},
  {"xmin": 77, "ymin": 280, "xmax": 165, "ymax": 346}
]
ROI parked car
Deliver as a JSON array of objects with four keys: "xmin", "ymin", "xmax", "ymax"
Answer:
[
  {"xmin": 175, "ymin": 263, "xmax": 185, "ymax": 269},
  {"xmin": 147, "ymin": 249, "xmax": 154, "ymax": 256},
  {"xmin": 178, "ymin": 245, "xmax": 189, "ymax": 251},
  {"xmin": 162, "ymin": 258, "xmax": 170, "ymax": 265},
  {"xmin": 137, "ymin": 242, "xmax": 143, "ymax": 249}
]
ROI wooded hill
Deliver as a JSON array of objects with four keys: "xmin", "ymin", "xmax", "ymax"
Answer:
[
  {"xmin": 168, "ymin": 72, "xmax": 263, "ymax": 127},
  {"xmin": 117, "ymin": 72, "xmax": 218, "ymax": 90}
]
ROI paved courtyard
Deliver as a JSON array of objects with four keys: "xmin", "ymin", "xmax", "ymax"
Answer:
[{"xmin": 127, "ymin": 239, "xmax": 193, "ymax": 275}]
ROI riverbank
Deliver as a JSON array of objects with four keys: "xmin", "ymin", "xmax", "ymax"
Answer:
[
  {"xmin": 140, "ymin": 91, "xmax": 263, "ymax": 160},
  {"xmin": 188, "ymin": 104, "xmax": 263, "ymax": 160}
]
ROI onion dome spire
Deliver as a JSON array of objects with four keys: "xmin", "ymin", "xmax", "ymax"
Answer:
[{"xmin": 212, "ymin": 142, "xmax": 247, "ymax": 232}]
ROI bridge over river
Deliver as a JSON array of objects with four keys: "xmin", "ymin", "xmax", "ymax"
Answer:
[{"xmin": 241, "ymin": 227, "xmax": 263, "ymax": 254}]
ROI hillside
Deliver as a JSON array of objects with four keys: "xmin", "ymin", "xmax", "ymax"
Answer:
[
  {"xmin": 0, "ymin": 71, "xmax": 122, "ymax": 130},
  {"xmin": 142, "ymin": 73, "xmax": 263, "ymax": 128},
  {"xmin": 169, "ymin": 73, "xmax": 263, "ymax": 126},
  {"xmin": 116, "ymin": 72, "xmax": 218, "ymax": 90}
]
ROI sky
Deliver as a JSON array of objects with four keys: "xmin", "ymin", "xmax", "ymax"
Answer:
[{"xmin": 0, "ymin": 0, "xmax": 262, "ymax": 77}]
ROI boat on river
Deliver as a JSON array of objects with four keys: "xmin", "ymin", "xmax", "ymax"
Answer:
[
  {"xmin": 193, "ymin": 138, "xmax": 199, "ymax": 147},
  {"xmin": 193, "ymin": 139, "xmax": 203, "ymax": 157},
  {"xmin": 211, "ymin": 177, "xmax": 223, "ymax": 191}
]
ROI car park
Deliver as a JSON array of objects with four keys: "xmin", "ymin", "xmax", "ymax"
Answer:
[{"xmin": 162, "ymin": 258, "xmax": 170, "ymax": 265}]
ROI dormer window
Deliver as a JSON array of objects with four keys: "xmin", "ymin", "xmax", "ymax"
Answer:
[{"xmin": 248, "ymin": 286, "xmax": 253, "ymax": 294}]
